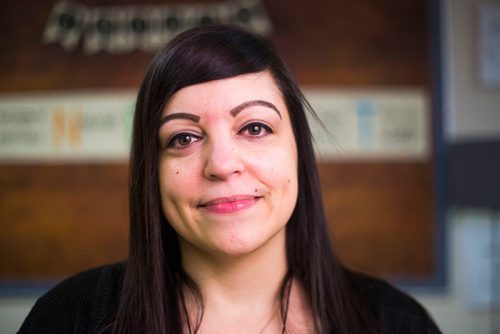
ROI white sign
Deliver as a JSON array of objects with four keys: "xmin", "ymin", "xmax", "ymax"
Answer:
[
  {"xmin": 478, "ymin": 4, "xmax": 500, "ymax": 88},
  {"xmin": 305, "ymin": 89, "xmax": 429, "ymax": 160},
  {"xmin": 0, "ymin": 91, "xmax": 135, "ymax": 162}
]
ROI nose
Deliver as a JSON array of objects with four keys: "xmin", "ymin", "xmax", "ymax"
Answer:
[{"xmin": 203, "ymin": 138, "xmax": 245, "ymax": 180}]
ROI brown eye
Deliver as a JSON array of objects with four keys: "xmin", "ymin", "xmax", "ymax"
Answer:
[
  {"xmin": 248, "ymin": 124, "xmax": 262, "ymax": 135},
  {"xmin": 167, "ymin": 133, "xmax": 201, "ymax": 149},
  {"xmin": 177, "ymin": 134, "xmax": 192, "ymax": 146},
  {"xmin": 241, "ymin": 122, "xmax": 273, "ymax": 137}
]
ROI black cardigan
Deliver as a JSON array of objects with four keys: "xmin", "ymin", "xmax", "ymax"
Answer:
[{"xmin": 18, "ymin": 263, "xmax": 441, "ymax": 333}]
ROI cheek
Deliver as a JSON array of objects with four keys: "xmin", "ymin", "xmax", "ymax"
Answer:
[
  {"xmin": 278, "ymin": 142, "xmax": 299, "ymax": 207},
  {"xmin": 257, "ymin": 142, "xmax": 298, "ymax": 193},
  {"xmin": 158, "ymin": 159, "xmax": 199, "ymax": 216}
]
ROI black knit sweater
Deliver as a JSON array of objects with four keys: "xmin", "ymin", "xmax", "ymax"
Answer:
[{"xmin": 18, "ymin": 263, "xmax": 441, "ymax": 333}]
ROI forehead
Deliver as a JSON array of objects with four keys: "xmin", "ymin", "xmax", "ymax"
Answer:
[{"xmin": 163, "ymin": 71, "xmax": 286, "ymax": 116}]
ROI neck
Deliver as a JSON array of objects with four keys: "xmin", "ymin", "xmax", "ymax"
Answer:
[
  {"xmin": 181, "ymin": 228, "xmax": 287, "ymax": 302},
  {"xmin": 180, "ymin": 229, "xmax": 288, "ymax": 332}
]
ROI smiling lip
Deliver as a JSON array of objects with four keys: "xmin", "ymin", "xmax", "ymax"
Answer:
[{"xmin": 199, "ymin": 195, "xmax": 260, "ymax": 214}]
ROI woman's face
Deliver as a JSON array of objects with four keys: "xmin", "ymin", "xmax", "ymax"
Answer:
[{"xmin": 157, "ymin": 71, "xmax": 298, "ymax": 257}]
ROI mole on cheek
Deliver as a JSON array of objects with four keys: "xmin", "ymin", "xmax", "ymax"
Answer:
[
  {"xmin": 176, "ymin": 171, "xmax": 179, "ymax": 175},
  {"xmin": 288, "ymin": 178, "xmax": 290, "ymax": 184}
]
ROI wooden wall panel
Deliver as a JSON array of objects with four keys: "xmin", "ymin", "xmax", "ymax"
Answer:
[
  {"xmin": 0, "ymin": 165, "xmax": 129, "ymax": 280},
  {"xmin": 0, "ymin": 0, "xmax": 429, "ymax": 92},
  {"xmin": 268, "ymin": 0, "xmax": 429, "ymax": 86},
  {"xmin": 0, "ymin": 0, "xmax": 437, "ymax": 282},
  {"xmin": 319, "ymin": 162, "xmax": 435, "ymax": 279}
]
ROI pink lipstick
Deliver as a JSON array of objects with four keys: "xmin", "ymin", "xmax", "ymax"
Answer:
[{"xmin": 199, "ymin": 196, "xmax": 260, "ymax": 214}]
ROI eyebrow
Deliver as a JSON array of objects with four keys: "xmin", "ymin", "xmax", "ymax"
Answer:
[
  {"xmin": 159, "ymin": 112, "xmax": 200, "ymax": 126},
  {"xmin": 159, "ymin": 99, "xmax": 282, "ymax": 127},
  {"xmin": 230, "ymin": 100, "xmax": 282, "ymax": 119}
]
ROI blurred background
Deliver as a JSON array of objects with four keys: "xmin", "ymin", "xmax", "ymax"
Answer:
[{"xmin": 0, "ymin": 0, "xmax": 499, "ymax": 333}]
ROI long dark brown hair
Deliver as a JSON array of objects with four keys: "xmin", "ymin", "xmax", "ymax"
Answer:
[{"xmin": 111, "ymin": 25, "xmax": 377, "ymax": 334}]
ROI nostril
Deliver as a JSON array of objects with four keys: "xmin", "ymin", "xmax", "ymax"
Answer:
[{"xmin": 203, "ymin": 142, "xmax": 245, "ymax": 180}]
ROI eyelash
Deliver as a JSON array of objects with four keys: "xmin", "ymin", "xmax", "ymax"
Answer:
[
  {"xmin": 239, "ymin": 122, "xmax": 274, "ymax": 137},
  {"xmin": 166, "ymin": 122, "xmax": 273, "ymax": 150},
  {"xmin": 166, "ymin": 132, "xmax": 202, "ymax": 149}
]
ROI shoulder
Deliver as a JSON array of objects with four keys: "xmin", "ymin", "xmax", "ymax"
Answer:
[
  {"xmin": 18, "ymin": 262, "xmax": 125, "ymax": 334},
  {"xmin": 348, "ymin": 271, "xmax": 442, "ymax": 334}
]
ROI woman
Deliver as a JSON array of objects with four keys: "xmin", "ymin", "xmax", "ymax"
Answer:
[{"xmin": 20, "ymin": 25, "xmax": 440, "ymax": 334}]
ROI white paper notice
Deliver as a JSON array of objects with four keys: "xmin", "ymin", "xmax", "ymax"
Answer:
[
  {"xmin": 305, "ymin": 89, "xmax": 429, "ymax": 160},
  {"xmin": 479, "ymin": 4, "xmax": 500, "ymax": 88},
  {"xmin": 0, "ymin": 91, "xmax": 135, "ymax": 162}
]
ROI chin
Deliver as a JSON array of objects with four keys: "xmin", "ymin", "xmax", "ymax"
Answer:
[
  {"xmin": 206, "ymin": 228, "xmax": 286, "ymax": 258},
  {"xmin": 207, "ymin": 237, "xmax": 262, "ymax": 257}
]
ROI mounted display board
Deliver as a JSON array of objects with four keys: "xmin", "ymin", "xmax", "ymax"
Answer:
[{"xmin": 0, "ymin": 0, "xmax": 442, "ymax": 287}]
